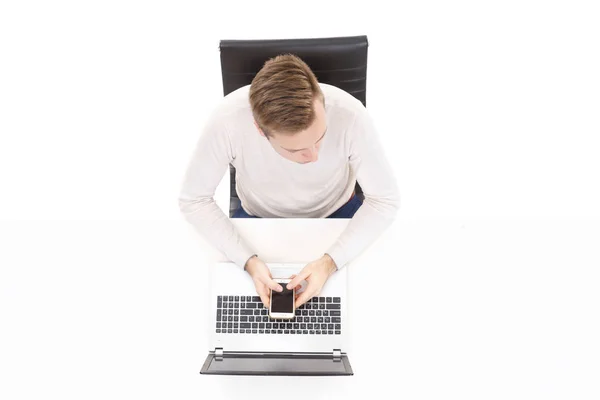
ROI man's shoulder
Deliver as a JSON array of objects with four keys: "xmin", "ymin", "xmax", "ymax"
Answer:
[
  {"xmin": 320, "ymin": 83, "xmax": 367, "ymax": 126},
  {"xmin": 211, "ymin": 85, "xmax": 252, "ymax": 117}
]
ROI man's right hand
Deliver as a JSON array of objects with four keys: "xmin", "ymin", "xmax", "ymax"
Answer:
[{"xmin": 244, "ymin": 256, "xmax": 283, "ymax": 308}]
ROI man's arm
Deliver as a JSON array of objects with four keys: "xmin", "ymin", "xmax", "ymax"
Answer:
[
  {"xmin": 178, "ymin": 107, "xmax": 256, "ymax": 269},
  {"xmin": 325, "ymin": 105, "xmax": 401, "ymax": 269}
]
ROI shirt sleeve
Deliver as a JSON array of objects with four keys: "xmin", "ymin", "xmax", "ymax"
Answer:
[
  {"xmin": 178, "ymin": 108, "xmax": 256, "ymax": 269},
  {"xmin": 325, "ymin": 104, "xmax": 401, "ymax": 269}
]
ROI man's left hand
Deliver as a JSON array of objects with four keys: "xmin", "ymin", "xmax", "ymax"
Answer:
[{"xmin": 287, "ymin": 254, "xmax": 337, "ymax": 308}]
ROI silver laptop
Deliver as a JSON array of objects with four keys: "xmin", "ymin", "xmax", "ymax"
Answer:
[{"xmin": 200, "ymin": 261, "xmax": 353, "ymax": 375}]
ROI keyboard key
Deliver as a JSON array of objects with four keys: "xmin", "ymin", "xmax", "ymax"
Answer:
[
  {"xmin": 240, "ymin": 316, "xmax": 248, "ymax": 322},
  {"xmin": 234, "ymin": 302, "xmax": 239, "ymax": 308},
  {"xmin": 326, "ymin": 297, "xmax": 332, "ymax": 303},
  {"xmin": 319, "ymin": 304, "xmax": 325, "ymax": 310},
  {"xmin": 310, "ymin": 317, "xmax": 316, "ymax": 323},
  {"xmin": 216, "ymin": 329, "xmax": 221, "ymax": 333},
  {"xmin": 259, "ymin": 330, "xmax": 264, "ymax": 334},
  {"xmin": 266, "ymin": 323, "xmax": 272, "ymax": 329},
  {"xmin": 321, "ymin": 324, "xmax": 327, "ymax": 329},
  {"xmin": 335, "ymin": 324, "xmax": 341, "ymax": 329},
  {"xmin": 307, "ymin": 324, "xmax": 314, "ymax": 329},
  {"xmin": 326, "ymin": 304, "xmax": 341, "ymax": 309},
  {"xmin": 247, "ymin": 303, "xmax": 257, "ymax": 309},
  {"xmin": 303, "ymin": 330, "xmax": 308, "ymax": 334},
  {"xmin": 309, "ymin": 310, "xmax": 315, "ymax": 316},
  {"xmin": 325, "ymin": 317, "xmax": 331, "ymax": 323},
  {"xmin": 318, "ymin": 297, "xmax": 325, "ymax": 302},
  {"xmin": 239, "ymin": 329, "xmax": 245, "ymax": 333},
  {"xmin": 228, "ymin": 329, "xmax": 232, "ymax": 333},
  {"xmin": 277, "ymin": 330, "xmax": 283, "ymax": 334},
  {"xmin": 330, "ymin": 311, "xmax": 341, "ymax": 316},
  {"xmin": 328, "ymin": 324, "xmax": 334, "ymax": 329},
  {"xmin": 234, "ymin": 296, "xmax": 239, "ymax": 301},
  {"xmin": 294, "ymin": 323, "xmax": 299, "ymax": 329},
  {"xmin": 333, "ymin": 297, "xmax": 341, "ymax": 303},
  {"xmin": 227, "ymin": 316, "xmax": 233, "ymax": 322},
  {"xmin": 234, "ymin": 316, "xmax": 239, "ymax": 322},
  {"xmin": 262, "ymin": 316, "xmax": 268, "ymax": 322},
  {"xmin": 234, "ymin": 323, "xmax": 239, "ymax": 328},
  {"xmin": 317, "ymin": 317, "xmax": 324, "ymax": 323},
  {"xmin": 261, "ymin": 309, "xmax": 267, "ymax": 315},
  {"xmin": 309, "ymin": 330, "xmax": 315, "ymax": 334},
  {"xmin": 252, "ymin": 330, "xmax": 257, "ymax": 334},
  {"xmin": 316, "ymin": 310, "xmax": 322, "ymax": 316},
  {"xmin": 223, "ymin": 309, "xmax": 228, "ymax": 315},
  {"xmin": 252, "ymin": 296, "xmax": 260, "ymax": 302},
  {"xmin": 240, "ymin": 323, "xmax": 251, "ymax": 329},
  {"xmin": 290, "ymin": 330, "xmax": 295, "ymax": 334},
  {"xmin": 273, "ymin": 323, "xmax": 279, "ymax": 329},
  {"xmin": 216, "ymin": 322, "xmax": 221, "ymax": 328},
  {"xmin": 228, "ymin": 303, "xmax": 233, "ymax": 309},
  {"xmin": 301, "ymin": 323, "xmax": 306, "ymax": 329},
  {"xmin": 223, "ymin": 302, "xmax": 228, "ymax": 308},
  {"xmin": 264, "ymin": 330, "xmax": 270, "ymax": 334},
  {"xmin": 240, "ymin": 310, "xmax": 253, "ymax": 316},
  {"xmin": 328, "ymin": 330, "xmax": 333, "ymax": 335},
  {"xmin": 259, "ymin": 323, "xmax": 265, "ymax": 329},
  {"xmin": 217, "ymin": 296, "xmax": 222, "ymax": 301},
  {"xmin": 271, "ymin": 330, "xmax": 277, "ymax": 334},
  {"xmin": 252, "ymin": 323, "xmax": 258, "ymax": 329},
  {"xmin": 249, "ymin": 316, "xmax": 255, "ymax": 322},
  {"xmin": 241, "ymin": 296, "xmax": 245, "ymax": 302},
  {"xmin": 228, "ymin": 296, "xmax": 234, "ymax": 301},
  {"xmin": 305, "ymin": 304, "xmax": 312, "ymax": 310},
  {"xmin": 233, "ymin": 329, "xmax": 238, "ymax": 333},
  {"xmin": 316, "ymin": 331, "xmax": 321, "ymax": 335},
  {"xmin": 323, "ymin": 311, "xmax": 329, "ymax": 316},
  {"xmin": 234, "ymin": 309, "xmax": 239, "ymax": 315},
  {"xmin": 302, "ymin": 310, "xmax": 308, "ymax": 316},
  {"xmin": 240, "ymin": 303, "xmax": 245, "ymax": 308},
  {"xmin": 295, "ymin": 310, "xmax": 301, "ymax": 316},
  {"xmin": 332, "ymin": 317, "xmax": 341, "ymax": 323},
  {"xmin": 335, "ymin": 331, "xmax": 341, "ymax": 335},
  {"xmin": 254, "ymin": 310, "xmax": 260, "ymax": 315},
  {"xmin": 286, "ymin": 323, "xmax": 293, "ymax": 329}
]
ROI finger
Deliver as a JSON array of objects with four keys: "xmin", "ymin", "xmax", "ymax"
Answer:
[
  {"xmin": 287, "ymin": 270, "xmax": 310, "ymax": 290},
  {"xmin": 295, "ymin": 286, "xmax": 317, "ymax": 308},
  {"xmin": 262, "ymin": 277, "xmax": 283, "ymax": 292},
  {"xmin": 257, "ymin": 287, "xmax": 270, "ymax": 309}
]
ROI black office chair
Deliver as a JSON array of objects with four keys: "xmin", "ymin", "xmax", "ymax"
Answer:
[{"xmin": 219, "ymin": 35, "xmax": 369, "ymax": 217}]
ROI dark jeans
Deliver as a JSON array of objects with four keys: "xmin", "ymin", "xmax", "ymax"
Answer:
[{"xmin": 232, "ymin": 194, "xmax": 364, "ymax": 219}]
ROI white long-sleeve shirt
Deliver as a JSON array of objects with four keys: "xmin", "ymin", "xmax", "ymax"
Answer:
[{"xmin": 179, "ymin": 82, "xmax": 400, "ymax": 270}]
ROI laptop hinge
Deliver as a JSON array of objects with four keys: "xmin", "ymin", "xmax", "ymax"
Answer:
[
  {"xmin": 214, "ymin": 347, "xmax": 224, "ymax": 361},
  {"xmin": 333, "ymin": 349, "xmax": 342, "ymax": 362}
]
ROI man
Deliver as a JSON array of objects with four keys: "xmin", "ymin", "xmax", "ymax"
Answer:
[{"xmin": 179, "ymin": 54, "xmax": 400, "ymax": 310}]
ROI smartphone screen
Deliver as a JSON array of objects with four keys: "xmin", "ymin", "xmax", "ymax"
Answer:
[{"xmin": 271, "ymin": 285, "xmax": 294, "ymax": 313}]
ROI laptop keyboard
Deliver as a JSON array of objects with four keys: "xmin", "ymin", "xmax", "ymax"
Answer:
[{"xmin": 215, "ymin": 295, "xmax": 342, "ymax": 335}]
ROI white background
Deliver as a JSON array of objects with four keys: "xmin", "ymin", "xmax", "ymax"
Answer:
[{"xmin": 1, "ymin": 0, "xmax": 599, "ymax": 399}]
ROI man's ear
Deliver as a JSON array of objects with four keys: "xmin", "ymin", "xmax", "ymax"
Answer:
[{"xmin": 254, "ymin": 120, "xmax": 266, "ymax": 138}]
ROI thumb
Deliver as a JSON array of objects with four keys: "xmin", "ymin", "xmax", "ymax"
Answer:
[
  {"xmin": 287, "ymin": 270, "xmax": 309, "ymax": 290},
  {"xmin": 262, "ymin": 277, "xmax": 283, "ymax": 292}
]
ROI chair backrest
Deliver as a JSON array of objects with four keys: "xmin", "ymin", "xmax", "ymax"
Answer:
[{"xmin": 219, "ymin": 35, "xmax": 369, "ymax": 217}]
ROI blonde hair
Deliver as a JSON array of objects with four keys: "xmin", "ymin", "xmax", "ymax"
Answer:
[{"xmin": 249, "ymin": 54, "xmax": 324, "ymax": 137}]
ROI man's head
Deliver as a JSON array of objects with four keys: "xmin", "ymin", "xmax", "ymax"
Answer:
[{"xmin": 249, "ymin": 54, "xmax": 326, "ymax": 164}]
